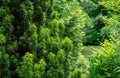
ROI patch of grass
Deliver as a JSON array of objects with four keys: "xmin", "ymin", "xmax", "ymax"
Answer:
[{"xmin": 81, "ymin": 45, "xmax": 101, "ymax": 58}]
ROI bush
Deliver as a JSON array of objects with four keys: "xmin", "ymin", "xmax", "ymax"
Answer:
[
  {"xmin": 89, "ymin": 39, "xmax": 120, "ymax": 78},
  {"xmin": 71, "ymin": 68, "xmax": 82, "ymax": 78}
]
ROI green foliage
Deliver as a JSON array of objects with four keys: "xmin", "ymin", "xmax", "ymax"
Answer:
[
  {"xmin": 34, "ymin": 59, "xmax": 46, "ymax": 78},
  {"xmin": 98, "ymin": 0, "xmax": 120, "ymax": 42},
  {"xmin": 0, "ymin": 34, "xmax": 6, "ymax": 44},
  {"xmin": 69, "ymin": 52, "xmax": 90, "ymax": 78},
  {"xmin": 83, "ymin": 29, "xmax": 99, "ymax": 45},
  {"xmin": 0, "ymin": 51, "xmax": 10, "ymax": 77},
  {"xmin": 46, "ymin": 50, "xmax": 66, "ymax": 78},
  {"xmin": 52, "ymin": 1, "xmax": 89, "ymax": 77},
  {"xmin": 16, "ymin": 52, "xmax": 47, "ymax": 78},
  {"xmin": 79, "ymin": 0, "xmax": 98, "ymax": 16},
  {"xmin": 20, "ymin": 0, "xmax": 33, "ymax": 21},
  {"xmin": 3, "ymin": 0, "xmax": 120, "ymax": 78},
  {"xmin": 90, "ymin": 0, "xmax": 120, "ymax": 44},
  {"xmin": 56, "ymin": 50, "xmax": 66, "ymax": 77},
  {"xmin": 103, "ymin": 14, "xmax": 120, "ymax": 40},
  {"xmin": 56, "ymin": 49, "xmax": 65, "ymax": 62},
  {"xmin": 39, "ymin": 26, "xmax": 50, "ymax": 40},
  {"xmin": 46, "ymin": 52, "xmax": 56, "ymax": 78},
  {"xmin": 79, "ymin": 0, "xmax": 109, "ymax": 44},
  {"xmin": 86, "ymin": 1, "xmax": 120, "ymax": 77},
  {"xmin": 89, "ymin": 40, "xmax": 120, "ymax": 78},
  {"xmin": 99, "ymin": 0, "xmax": 120, "ymax": 13},
  {"xmin": 71, "ymin": 68, "xmax": 82, "ymax": 78},
  {"xmin": 48, "ymin": 52, "xmax": 56, "ymax": 65},
  {"xmin": 47, "ymin": 37, "xmax": 61, "ymax": 52},
  {"xmin": 9, "ymin": 55, "xmax": 18, "ymax": 77},
  {"xmin": 19, "ymin": 23, "xmax": 38, "ymax": 51},
  {"xmin": 6, "ymin": 41, "xmax": 18, "ymax": 52},
  {"xmin": 62, "ymin": 37, "xmax": 73, "ymax": 51},
  {"xmin": 58, "ymin": 19, "xmax": 65, "ymax": 31},
  {"xmin": 16, "ymin": 52, "xmax": 34, "ymax": 78},
  {"xmin": 50, "ymin": 11, "xmax": 59, "ymax": 19}
]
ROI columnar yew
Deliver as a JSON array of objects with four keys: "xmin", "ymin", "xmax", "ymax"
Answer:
[{"xmin": 0, "ymin": 0, "xmax": 89, "ymax": 78}]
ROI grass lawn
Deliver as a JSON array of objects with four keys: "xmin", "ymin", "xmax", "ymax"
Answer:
[{"xmin": 81, "ymin": 45, "xmax": 101, "ymax": 58}]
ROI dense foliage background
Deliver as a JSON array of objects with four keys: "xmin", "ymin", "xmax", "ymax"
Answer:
[{"xmin": 0, "ymin": 0, "xmax": 120, "ymax": 78}]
